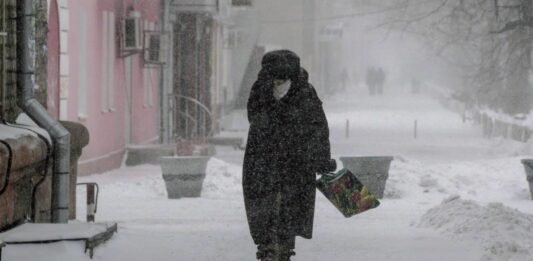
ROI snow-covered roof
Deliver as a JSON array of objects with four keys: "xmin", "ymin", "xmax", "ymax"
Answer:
[
  {"xmin": 0, "ymin": 223, "xmax": 115, "ymax": 243},
  {"xmin": 15, "ymin": 113, "xmax": 52, "ymax": 143},
  {"xmin": 0, "ymin": 113, "xmax": 53, "ymax": 143}
]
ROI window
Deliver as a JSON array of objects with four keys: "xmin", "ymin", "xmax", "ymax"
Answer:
[{"xmin": 121, "ymin": 11, "xmax": 142, "ymax": 53}]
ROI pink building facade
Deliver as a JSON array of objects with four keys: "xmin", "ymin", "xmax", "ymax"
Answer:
[{"xmin": 47, "ymin": 0, "xmax": 161, "ymax": 175}]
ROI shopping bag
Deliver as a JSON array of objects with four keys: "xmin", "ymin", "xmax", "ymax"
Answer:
[{"xmin": 316, "ymin": 168, "xmax": 380, "ymax": 218}]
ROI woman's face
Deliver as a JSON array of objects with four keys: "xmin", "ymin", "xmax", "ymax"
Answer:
[{"xmin": 273, "ymin": 79, "xmax": 287, "ymax": 86}]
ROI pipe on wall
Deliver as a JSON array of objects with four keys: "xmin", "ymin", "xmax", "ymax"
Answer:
[
  {"xmin": 16, "ymin": 0, "xmax": 71, "ymax": 223},
  {"xmin": 0, "ymin": 139, "xmax": 13, "ymax": 196},
  {"xmin": 159, "ymin": 0, "xmax": 173, "ymax": 144},
  {"xmin": 159, "ymin": 0, "xmax": 167, "ymax": 144}
]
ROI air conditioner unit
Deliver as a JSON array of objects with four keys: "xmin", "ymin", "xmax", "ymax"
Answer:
[
  {"xmin": 121, "ymin": 11, "xmax": 142, "ymax": 54},
  {"xmin": 144, "ymin": 31, "xmax": 168, "ymax": 65}
]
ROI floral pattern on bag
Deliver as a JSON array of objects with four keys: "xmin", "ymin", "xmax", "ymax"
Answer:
[{"xmin": 316, "ymin": 168, "xmax": 380, "ymax": 217}]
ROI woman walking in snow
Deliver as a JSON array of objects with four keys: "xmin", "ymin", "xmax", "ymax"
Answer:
[{"xmin": 243, "ymin": 50, "xmax": 336, "ymax": 261}]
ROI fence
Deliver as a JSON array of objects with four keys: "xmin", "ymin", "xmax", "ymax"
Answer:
[{"xmin": 440, "ymin": 95, "xmax": 532, "ymax": 143}]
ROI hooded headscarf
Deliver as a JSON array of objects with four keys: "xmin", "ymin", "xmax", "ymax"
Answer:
[{"xmin": 260, "ymin": 49, "xmax": 301, "ymax": 81}]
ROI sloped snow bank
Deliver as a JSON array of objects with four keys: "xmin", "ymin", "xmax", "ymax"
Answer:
[
  {"xmin": 202, "ymin": 158, "xmax": 243, "ymax": 199},
  {"xmin": 488, "ymin": 137, "xmax": 533, "ymax": 158},
  {"xmin": 76, "ymin": 165, "xmax": 167, "ymax": 200},
  {"xmin": 383, "ymin": 157, "xmax": 530, "ymax": 202},
  {"xmin": 419, "ymin": 196, "xmax": 533, "ymax": 261},
  {"xmin": 76, "ymin": 158, "xmax": 244, "ymax": 201},
  {"xmin": 383, "ymin": 159, "xmax": 474, "ymax": 200}
]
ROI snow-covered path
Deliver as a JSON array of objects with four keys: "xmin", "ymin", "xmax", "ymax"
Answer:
[
  {"xmin": 6, "ymin": 86, "xmax": 533, "ymax": 261},
  {"xmin": 326, "ymin": 87, "xmax": 498, "ymax": 163}
]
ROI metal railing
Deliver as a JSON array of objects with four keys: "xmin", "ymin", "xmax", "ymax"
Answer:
[{"xmin": 172, "ymin": 94, "xmax": 216, "ymax": 139}]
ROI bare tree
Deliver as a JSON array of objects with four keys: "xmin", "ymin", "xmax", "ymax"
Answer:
[{"xmin": 357, "ymin": 0, "xmax": 533, "ymax": 114}]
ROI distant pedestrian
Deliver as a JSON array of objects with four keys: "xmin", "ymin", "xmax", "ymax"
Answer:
[
  {"xmin": 340, "ymin": 68, "xmax": 348, "ymax": 91},
  {"xmin": 411, "ymin": 78, "xmax": 421, "ymax": 94},
  {"xmin": 243, "ymin": 50, "xmax": 336, "ymax": 261},
  {"xmin": 366, "ymin": 67, "xmax": 377, "ymax": 95},
  {"xmin": 376, "ymin": 67, "xmax": 386, "ymax": 95}
]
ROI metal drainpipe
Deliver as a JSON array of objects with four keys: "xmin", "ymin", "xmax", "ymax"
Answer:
[
  {"xmin": 159, "ymin": 0, "xmax": 168, "ymax": 144},
  {"xmin": 16, "ymin": 0, "xmax": 71, "ymax": 223}
]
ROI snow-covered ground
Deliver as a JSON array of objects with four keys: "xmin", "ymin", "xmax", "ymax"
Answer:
[{"xmin": 4, "ymin": 85, "xmax": 533, "ymax": 261}]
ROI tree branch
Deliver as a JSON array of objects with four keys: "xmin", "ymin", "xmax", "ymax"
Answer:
[{"xmin": 491, "ymin": 17, "xmax": 533, "ymax": 33}]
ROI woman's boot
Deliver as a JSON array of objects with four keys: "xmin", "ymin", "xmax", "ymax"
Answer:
[
  {"xmin": 279, "ymin": 241, "xmax": 295, "ymax": 261},
  {"xmin": 279, "ymin": 248, "xmax": 295, "ymax": 261},
  {"xmin": 257, "ymin": 243, "xmax": 280, "ymax": 261}
]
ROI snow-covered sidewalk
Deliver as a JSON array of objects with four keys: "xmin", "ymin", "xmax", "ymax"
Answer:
[
  {"xmin": 63, "ymin": 155, "xmax": 532, "ymax": 261},
  {"xmin": 5, "ymin": 86, "xmax": 533, "ymax": 261}
]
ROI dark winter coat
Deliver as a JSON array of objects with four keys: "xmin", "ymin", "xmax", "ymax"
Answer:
[{"xmin": 243, "ymin": 50, "xmax": 335, "ymax": 245}]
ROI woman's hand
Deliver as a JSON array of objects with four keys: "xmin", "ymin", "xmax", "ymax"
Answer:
[{"xmin": 316, "ymin": 159, "xmax": 337, "ymax": 174}]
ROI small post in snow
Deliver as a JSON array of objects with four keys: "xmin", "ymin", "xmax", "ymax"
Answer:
[
  {"xmin": 77, "ymin": 182, "xmax": 99, "ymax": 222},
  {"xmin": 414, "ymin": 120, "xmax": 418, "ymax": 139},
  {"xmin": 345, "ymin": 119, "xmax": 350, "ymax": 139},
  {"xmin": 78, "ymin": 182, "xmax": 99, "ymax": 222},
  {"xmin": 462, "ymin": 105, "xmax": 466, "ymax": 123},
  {"xmin": 87, "ymin": 184, "xmax": 96, "ymax": 222}
]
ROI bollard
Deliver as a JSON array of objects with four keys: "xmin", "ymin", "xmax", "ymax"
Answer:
[
  {"xmin": 345, "ymin": 119, "xmax": 350, "ymax": 139},
  {"xmin": 87, "ymin": 184, "xmax": 96, "ymax": 222},
  {"xmin": 76, "ymin": 182, "xmax": 99, "ymax": 222},
  {"xmin": 521, "ymin": 159, "xmax": 533, "ymax": 200},
  {"xmin": 414, "ymin": 120, "xmax": 418, "ymax": 139}
]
